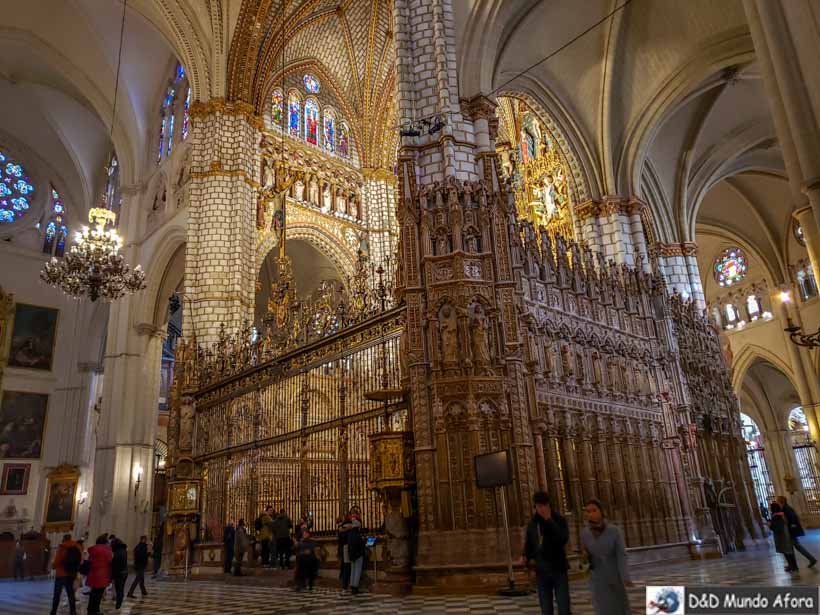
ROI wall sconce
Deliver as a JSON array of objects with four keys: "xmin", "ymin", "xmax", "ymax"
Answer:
[
  {"xmin": 133, "ymin": 464, "xmax": 143, "ymax": 497},
  {"xmin": 779, "ymin": 290, "xmax": 791, "ymax": 303}
]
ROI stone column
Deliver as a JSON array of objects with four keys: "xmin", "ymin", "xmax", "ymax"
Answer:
[
  {"xmin": 744, "ymin": 1, "xmax": 820, "ymax": 225},
  {"xmin": 186, "ymin": 101, "xmax": 260, "ymax": 343},
  {"xmin": 794, "ymin": 207, "xmax": 820, "ymax": 280},
  {"xmin": 90, "ymin": 321, "xmax": 165, "ymax": 547}
]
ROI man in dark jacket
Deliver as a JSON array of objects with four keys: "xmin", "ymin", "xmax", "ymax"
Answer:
[
  {"xmin": 110, "ymin": 538, "xmax": 129, "ymax": 609},
  {"xmin": 127, "ymin": 535, "xmax": 150, "ymax": 598},
  {"xmin": 223, "ymin": 522, "xmax": 236, "ymax": 574},
  {"xmin": 777, "ymin": 495, "xmax": 817, "ymax": 567},
  {"xmin": 273, "ymin": 509, "xmax": 293, "ymax": 569},
  {"xmin": 524, "ymin": 491, "xmax": 571, "ymax": 615},
  {"xmin": 51, "ymin": 534, "xmax": 81, "ymax": 615}
]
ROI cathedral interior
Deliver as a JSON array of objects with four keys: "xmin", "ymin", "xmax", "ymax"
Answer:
[{"xmin": 1, "ymin": 0, "xmax": 820, "ymax": 611}]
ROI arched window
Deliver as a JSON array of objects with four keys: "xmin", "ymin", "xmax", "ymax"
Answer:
[
  {"xmin": 288, "ymin": 91, "xmax": 301, "ymax": 138},
  {"xmin": 724, "ymin": 303, "xmax": 738, "ymax": 324},
  {"xmin": 0, "ymin": 151, "xmax": 34, "ymax": 224},
  {"xmin": 43, "ymin": 186, "xmax": 68, "ymax": 256},
  {"xmin": 746, "ymin": 295, "xmax": 761, "ymax": 320},
  {"xmin": 303, "ymin": 74, "xmax": 320, "ymax": 94},
  {"xmin": 182, "ymin": 87, "xmax": 191, "ymax": 141},
  {"xmin": 105, "ymin": 153, "xmax": 121, "ymax": 215},
  {"xmin": 157, "ymin": 62, "xmax": 189, "ymax": 163},
  {"xmin": 740, "ymin": 413, "xmax": 775, "ymax": 508},
  {"xmin": 796, "ymin": 266, "xmax": 818, "ymax": 301},
  {"xmin": 789, "ymin": 407, "xmax": 809, "ymax": 434},
  {"xmin": 714, "ymin": 247, "xmax": 747, "ymax": 287},
  {"xmin": 323, "ymin": 108, "xmax": 336, "ymax": 153},
  {"xmin": 305, "ymin": 98, "xmax": 319, "ymax": 145},
  {"xmin": 271, "ymin": 89, "xmax": 284, "ymax": 128},
  {"xmin": 338, "ymin": 122, "xmax": 350, "ymax": 158}
]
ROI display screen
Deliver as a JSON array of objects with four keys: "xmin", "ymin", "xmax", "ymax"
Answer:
[
  {"xmin": 474, "ymin": 449, "xmax": 513, "ymax": 488},
  {"xmin": 366, "ymin": 536, "xmax": 377, "ymax": 547}
]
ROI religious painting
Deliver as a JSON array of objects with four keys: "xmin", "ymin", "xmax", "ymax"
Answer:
[
  {"xmin": 8, "ymin": 303, "xmax": 59, "ymax": 371},
  {"xmin": 0, "ymin": 463, "xmax": 30, "ymax": 494},
  {"xmin": 168, "ymin": 480, "xmax": 200, "ymax": 515},
  {"xmin": 44, "ymin": 465, "xmax": 79, "ymax": 531},
  {"xmin": 0, "ymin": 391, "xmax": 48, "ymax": 459},
  {"xmin": 305, "ymin": 98, "xmax": 319, "ymax": 145}
]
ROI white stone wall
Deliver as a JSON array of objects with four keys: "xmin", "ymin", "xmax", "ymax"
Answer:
[
  {"xmin": 362, "ymin": 177, "xmax": 398, "ymax": 288},
  {"xmin": 0, "ymin": 242, "xmax": 105, "ymax": 541},
  {"xmin": 185, "ymin": 108, "xmax": 259, "ymax": 342}
]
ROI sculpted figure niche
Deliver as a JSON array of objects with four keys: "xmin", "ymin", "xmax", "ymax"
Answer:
[
  {"xmin": 322, "ymin": 183, "xmax": 332, "ymax": 213},
  {"xmin": 308, "ymin": 176, "xmax": 320, "ymax": 206},
  {"xmin": 257, "ymin": 156, "xmax": 299, "ymax": 230},
  {"xmin": 469, "ymin": 303, "xmax": 492, "ymax": 374},
  {"xmin": 438, "ymin": 304, "xmax": 459, "ymax": 369}
]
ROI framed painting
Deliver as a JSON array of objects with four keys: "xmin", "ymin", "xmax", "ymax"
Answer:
[
  {"xmin": 44, "ymin": 464, "xmax": 79, "ymax": 532},
  {"xmin": 0, "ymin": 463, "xmax": 30, "ymax": 494},
  {"xmin": 8, "ymin": 303, "xmax": 59, "ymax": 371},
  {"xmin": 0, "ymin": 391, "xmax": 48, "ymax": 459}
]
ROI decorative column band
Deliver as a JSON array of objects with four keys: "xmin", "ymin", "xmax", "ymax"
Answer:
[
  {"xmin": 361, "ymin": 167, "xmax": 398, "ymax": 183},
  {"xmin": 574, "ymin": 197, "xmax": 647, "ymax": 222},
  {"xmin": 189, "ymin": 99, "xmax": 265, "ymax": 130},
  {"xmin": 190, "ymin": 165, "xmax": 260, "ymax": 189},
  {"xmin": 651, "ymin": 242, "xmax": 698, "ymax": 257}
]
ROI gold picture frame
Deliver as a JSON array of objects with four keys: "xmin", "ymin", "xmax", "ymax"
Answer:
[
  {"xmin": 7, "ymin": 302, "xmax": 60, "ymax": 372},
  {"xmin": 168, "ymin": 480, "xmax": 200, "ymax": 515},
  {"xmin": 43, "ymin": 464, "xmax": 80, "ymax": 533}
]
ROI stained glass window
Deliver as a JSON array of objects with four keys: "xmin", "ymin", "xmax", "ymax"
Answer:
[
  {"xmin": 272, "ymin": 89, "xmax": 284, "ymax": 128},
  {"xmin": 339, "ymin": 122, "xmax": 350, "ymax": 158},
  {"xmin": 182, "ymin": 87, "xmax": 191, "ymax": 140},
  {"xmin": 43, "ymin": 185, "xmax": 68, "ymax": 255},
  {"xmin": 167, "ymin": 114, "xmax": 175, "ymax": 156},
  {"xmin": 323, "ymin": 108, "xmax": 336, "ymax": 153},
  {"xmin": 305, "ymin": 98, "xmax": 319, "ymax": 145},
  {"xmin": 158, "ymin": 116, "xmax": 167, "ymax": 162},
  {"xmin": 105, "ymin": 154, "xmax": 121, "ymax": 214},
  {"xmin": 288, "ymin": 91, "xmax": 301, "ymax": 138},
  {"xmin": 303, "ymin": 74, "xmax": 320, "ymax": 94},
  {"xmin": 789, "ymin": 407, "xmax": 809, "ymax": 432},
  {"xmin": 724, "ymin": 303, "xmax": 737, "ymax": 323},
  {"xmin": 174, "ymin": 62, "xmax": 185, "ymax": 83},
  {"xmin": 0, "ymin": 151, "xmax": 33, "ymax": 224},
  {"xmin": 714, "ymin": 247, "xmax": 747, "ymax": 287}
]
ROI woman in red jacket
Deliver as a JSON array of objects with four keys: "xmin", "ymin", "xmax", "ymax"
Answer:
[{"xmin": 86, "ymin": 534, "xmax": 113, "ymax": 614}]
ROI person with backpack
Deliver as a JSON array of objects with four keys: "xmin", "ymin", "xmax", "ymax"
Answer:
[
  {"xmin": 50, "ymin": 533, "xmax": 81, "ymax": 615},
  {"xmin": 770, "ymin": 501, "xmax": 799, "ymax": 572},
  {"xmin": 86, "ymin": 534, "xmax": 113, "ymax": 615},
  {"xmin": 776, "ymin": 495, "xmax": 817, "ymax": 568},
  {"xmin": 259, "ymin": 506, "xmax": 275, "ymax": 567},
  {"xmin": 293, "ymin": 529, "xmax": 320, "ymax": 590},
  {"xmin": 110, "ymin": 537, "xmax": 129, "ymax": 609},
  {"xmin": 524, "ymin": 491, "xmax": 571, "ymax": 615},
  {"xmin": 127, "ymin": 535, "xmax": 150, "ymax": 598}
]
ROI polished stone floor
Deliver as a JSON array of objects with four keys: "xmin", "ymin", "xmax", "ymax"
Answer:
[{"xmin": 3, "ymin": 531, "xmax": 819, "ymax": 614}]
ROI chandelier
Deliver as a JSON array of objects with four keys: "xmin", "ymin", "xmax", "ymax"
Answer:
[{"xmin": 40, "ymin": 208, "xmax": 145, "ymax": 302}]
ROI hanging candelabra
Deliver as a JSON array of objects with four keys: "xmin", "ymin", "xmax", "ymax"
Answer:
[{"xmin": 40, "ymin": 207, "xmax": 146, "ymax": 301}]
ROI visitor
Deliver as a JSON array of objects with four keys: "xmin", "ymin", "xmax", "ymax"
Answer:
[
  {"xmin": 273, "ymin": 508, "xmax": 293, "ymax": 570},
  {"xmin": 346, "ymin": 506, "xmax": 366, "ymax": 595},
  {"xmin": 50, "ymin": 533, "xmax": 81, "ymax": 615},
  {"xmin": 111, "ymin": 537, "xmax": 129, "ymax": 609},
  {"xmin": 524, "ymin": 491, "xmax": 571, "ymax": 615},
  {"xmin": 234, "ymin": 518, "xmax": 250, "ymax": 576},
  {"xmin": 580, "ymin": 498, "xmax": 631, "ymax": 615},
  {"xmin": 86, "ymin": 534, "xmax": 113, "ymax": 615},
  {"xmin": 294, "ymin": 529, "xmax": 319, "ymax": 590},
  {"xmin": 259, "ymin": 506, "xmax": 275, "ymax": 567},
  {"xmin": 127, "ymin": 535, "xmax": 150, "ymax": 598},
  {"xmin": 14, "ymin": 539, "xmax": 25, "ymax": 580},
  {"xmin": 223, "ymin": 522, "xmax": 236, "ymax": 574},
  {"xmin": 770, "ymin": 501, "xmax": 799, "ymax": 573},
  {"xmin": 776, "ymin": 495, "xmax": 817, "ymax": 568},
  {"xmin": 337, "ymin": 515, "xmax": 351, "ymax": 591},
  {"xmin": 151, "ymin": 524, "xmax": 164, "ymax": 577}
]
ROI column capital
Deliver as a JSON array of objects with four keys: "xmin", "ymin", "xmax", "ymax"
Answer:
[
  {"xmin": 134, "ymin": 322, "xmax": 167, "ymax": 339},
  {"xmin": 189, "ymin": 98, "xmax": 264, "ymax": 130}
]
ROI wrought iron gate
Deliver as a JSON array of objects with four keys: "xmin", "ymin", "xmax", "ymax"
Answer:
[
  {"xmin": 192, "ymin": 308, "xmax": 405, "ymax": 542},
  {"xmin": 745, "ymin": 445, "xmax": 774, "ymax": 513},
  {"xmin": 793, "ymin": 443, "xmax": 820, "ymax": 515}
]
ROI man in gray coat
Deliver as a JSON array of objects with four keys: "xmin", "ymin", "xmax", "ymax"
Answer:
[{"xmin": 233, "ymin": 519, "xmax": 251, "ymax": 576}]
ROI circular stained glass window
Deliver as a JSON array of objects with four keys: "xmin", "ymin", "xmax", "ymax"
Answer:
[
  {"xmin": 303, "ymin": 74, "xmax": 320, "ymax": 94},
  {"xmin": 0, "ymin": 151, "xmax": 34, "ymax": 224},
  {"xmin": 713, "ymin": 247, "xmax": 747, "ymax": 287}
]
